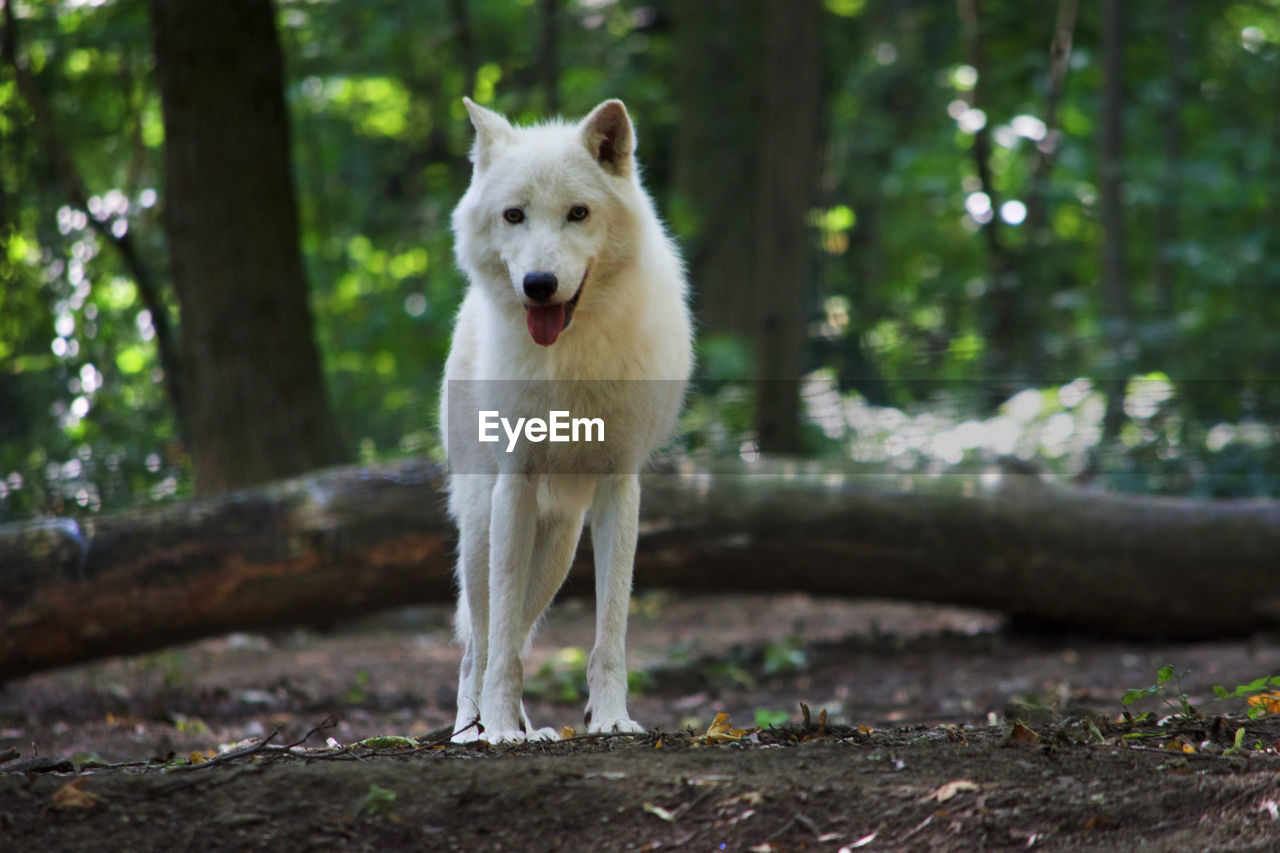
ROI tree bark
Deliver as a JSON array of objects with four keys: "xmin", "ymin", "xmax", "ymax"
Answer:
[
  {"xmin": 671, "ymin": 0, "xmax": 762, "ymax": 343},
  {"xmin": 148, "ymin": 0, "xmax": 344, "ymax": 495},
  {"xmin": 754, "ymin": 0, "xmax": 820, "ymax": 452},
  {"xmin": 3, "ymin": 458, "xmax": 1279, "ymax": 677},
  {"xmin": 1098, "ymin": 0, "xmax": 1131, "ymax": 335},
  {"xmin": 1096, "ymin": 0, "xmax": 1133, "ymax": 455}
]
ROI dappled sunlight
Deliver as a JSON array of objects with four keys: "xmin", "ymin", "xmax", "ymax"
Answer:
[
  {"xmin": 999, "ymin": 199, "xmax": 1026, "ymax": 225},
  {"xmin": 699, "ymin": 370, "xmax": 1280, "ymax": 491},
  {"xmin": 5, "ymin": 173, "xmax": 180, "ymax": 518}
]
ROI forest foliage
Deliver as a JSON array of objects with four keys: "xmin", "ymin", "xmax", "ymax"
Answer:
[{"xmin": 1, "ymin": 0, "xmax": 1278, "ymax": 521}]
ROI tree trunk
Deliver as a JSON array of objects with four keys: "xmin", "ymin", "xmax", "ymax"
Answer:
[
  {"xmin": 671, "ymin": 0, "xmax": 762, "ymax": 343},
  {"xmin": 1096, "ymin": 0, "xmax": 1133, "ymax": 455},
  {"xmin": 147, "ymin": 0, "xmax": 344, "ymax": 495},
  {"xmin": 1153, "ymin": 0, "xmax": 1186, "ymax": 320},
  {"xmin": 754, "ymin": 0, "xmax": 820, "ymax": 452},
  {"xmin": 3, "ymin": 458, "xmax": 1280, "ymax": 677},
  {"xmin": 1098, "ymin": 0, "xmax": 1130, "ymax": 333}
]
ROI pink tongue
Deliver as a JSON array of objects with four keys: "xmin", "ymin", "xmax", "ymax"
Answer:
[{"xmin": 526, "ymin": 303, "xmax": 567, "ymax": 347}]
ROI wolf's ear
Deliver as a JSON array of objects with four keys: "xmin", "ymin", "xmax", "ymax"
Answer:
[
  {"xmin": 580, "ymin": 100, "xmax": 634, "ymax": 176},
  {"xmin": 463, "ymin": 97, "xmax": 515, "ymax": 169}
]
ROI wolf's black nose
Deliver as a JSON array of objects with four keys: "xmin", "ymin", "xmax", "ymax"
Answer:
[{"xmin": 523, "ymin": 272, "xmax": 557, "ymax": 302}]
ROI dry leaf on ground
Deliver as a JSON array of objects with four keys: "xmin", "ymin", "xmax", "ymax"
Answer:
[
  {"xmin": 705, "ymin": 713, "xmax": 749, "ymax": 744},
  {"xmin": 52, "ymin": 778, "xmax": 102, "ymax": 811}
]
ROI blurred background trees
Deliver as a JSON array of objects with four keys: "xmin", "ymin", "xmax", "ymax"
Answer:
[
  {"xmin": 1, "ymin": 0, "xmax": 1278, "ymax": 520},
  {"xmin": 148, "ymin": 0, "xmax": 345, "ymax": 494}
]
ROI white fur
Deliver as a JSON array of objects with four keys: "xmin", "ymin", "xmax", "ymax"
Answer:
[{"xmin": 442, "ymin": 98, "xmax": 693, "ymax": 743}]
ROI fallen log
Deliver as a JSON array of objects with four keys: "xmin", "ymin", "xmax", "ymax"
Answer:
[{"xmin": 2, "ymin": 457, "xmax": 1278, "ymax": 677}]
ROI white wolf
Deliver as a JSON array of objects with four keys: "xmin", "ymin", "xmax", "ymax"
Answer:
[{"xmin": 441, "ymin": 98, "xmax": 693, "ymax": 743}]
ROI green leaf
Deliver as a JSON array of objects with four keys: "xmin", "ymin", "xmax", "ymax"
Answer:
[
  {"xmin": 359, "ymin": 784, "xmax": 397, "ymax": 816},
  {"xmin": 1224, "ymin": 727, "xmax": 1246, "ymax": 755},
  {"xmin": 1214, "ymin": 676, "xmax": 1277, "ymax": 699},
  {"xmin": 357, "ymin": 735, "xmax": 415, "ymax": 750},
  {"xmin": 754, "ymin": 708, "xmax": 791, "ymax": 728},
  {"xmin": 1156, "ymin": 666, "xmax": 1175, "ymax": 684},
  {"xmin": 1121, "ymin": 689, "xmax": 1145, "ymax": 705}
]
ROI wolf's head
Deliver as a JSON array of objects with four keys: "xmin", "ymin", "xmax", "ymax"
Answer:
[{"xmin": 453, "ymin": 98, "xmax": 641, "ymax": 347}]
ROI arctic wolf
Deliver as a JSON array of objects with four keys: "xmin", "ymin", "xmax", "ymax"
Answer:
[{"xmin": 441, "ymin": 98, "xmax": 693, "ymax": 743}]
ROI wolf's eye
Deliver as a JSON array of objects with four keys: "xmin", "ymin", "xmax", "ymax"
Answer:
[
  {"xmin": 503, "ymin": 208, "xmax": 525, "ymax": 224},
  {"xmin": 567, "ymin": 205, "xmax": 589, "ymax": 222}
]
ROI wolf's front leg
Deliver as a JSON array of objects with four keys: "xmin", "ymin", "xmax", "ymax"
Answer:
[
  {"xmin": 478, "ymin": 474, "xmax": 539, "ymax": 742},
  {"xmin": 452, "ymin": 611, "xmax": 482, "ymax": 743},
  {"xmin": 584, "ymin": 474, "xmax": 645, "ymax": 735},
  {"xmin": 451, "ymin": 481, "xmax": 491, "ymax": 743}
]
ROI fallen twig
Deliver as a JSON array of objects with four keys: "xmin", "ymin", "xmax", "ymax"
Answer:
[
  {"xmin": 412, "ymin": 719, "xmax": 479, "ymax": 751},
  {"xmin": 258, "ymin": 715, "xmax": 341, "ymax": 762},
  {"xmin": 562, "ymin": 730, "xmax": 651, "ymax": 743},
  {"xmin": 0, "ymin": 754, "xmax": 75, "ymax": 775},
  {"xmin": 174, "ymin": 729, "xmax": 280, "ymax": 772}
]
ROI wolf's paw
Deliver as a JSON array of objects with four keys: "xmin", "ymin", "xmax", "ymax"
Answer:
[
  {"xmin": 587, "ymin": 717, "xmax": 645, "ymax": 735},
  {"xmin": 480, "ymin": 727, "xmax": 527, "ymax": 744},
  {"xmin": 525, "ymin": 726, "xmax": 561, "ymax": 742},
  {"xmin": 482, "ymin": 726, "xmax": 559, "ymax": 744},
  {"xmin": 450, "ymin": 716, "xmax": 483, "ymax": 744}
]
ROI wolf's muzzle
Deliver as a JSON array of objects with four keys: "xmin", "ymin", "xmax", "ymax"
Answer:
[{"xmin": 523, "ymin": 272, "xmax": 557, "ymax": 302}]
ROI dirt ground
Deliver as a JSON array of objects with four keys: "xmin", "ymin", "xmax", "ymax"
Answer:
[{"xmin": 3, "ymin": 593, "xmax": 1280, "ymax": 851}]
